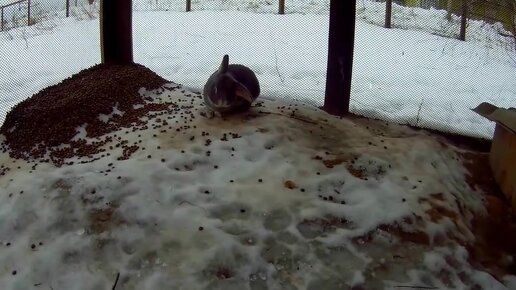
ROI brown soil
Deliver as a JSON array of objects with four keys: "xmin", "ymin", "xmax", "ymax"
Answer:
[
  {"xmin": 459, "ymin": 151, "xmax": 516, "ymax": 279},
  {"xmin": 0, "ymin": 63, "xmax": 168, "ymax": 164}
]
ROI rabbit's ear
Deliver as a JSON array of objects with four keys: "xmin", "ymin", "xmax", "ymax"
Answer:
[
  {"xmin": 235, "ymin": 82, "xmax": 253, "ymax": 102},
  {"xmin": 218, "ymin": 55, "xmax": 229, "ymax": 74},
  {"xmin": 227, "ymin": 74, "xmax": 253, "ymax": 102}
]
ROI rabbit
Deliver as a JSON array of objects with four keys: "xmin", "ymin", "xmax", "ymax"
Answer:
[{"xmin": 203, "ymin": 55, "xmax": 260, "ymax": 115}]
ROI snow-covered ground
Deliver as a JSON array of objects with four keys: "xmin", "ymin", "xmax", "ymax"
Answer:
[
  {"xmin": 1, "ymin": 1, "xmax": 515, "ymax": 138},
  {"xmin": 1, "ymin": 84, "xmax": 514, "ymax": 290}
]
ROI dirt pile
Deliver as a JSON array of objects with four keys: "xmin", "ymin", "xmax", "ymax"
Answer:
[{"xmin": 0, "ymin": 63, "xmax": 169, "ymax": 164}]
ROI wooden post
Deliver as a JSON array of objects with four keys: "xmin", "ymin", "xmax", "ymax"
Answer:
[
  {"xmin": 279, "ymin": 0, "xmax": 285, "ymax": 14},
  {"xmin": 459, "ymin": 0, "xmax": 467, "ymax": 41},
  {"xmin": 100, "ymin": 0, "xmax": 133, "ymax": 64},
  {"xmin": 27, "ymin": 0, "xmax": 31, "ymax": 26},
  {"xmin": 446, "ymin": 0, "xmax": 453, "ymax": 21},
  {"xmin": 66, "ymin": 0, "xmax": 70, "ymax": 17},
  {"xmin": 186, "ymin": 0, "xmax": 191, "ymax": 12},
  {"xmin": 385, "ymin": 0, "xmax": 392, "ymax": 28},
  {"xmin": 324, "ymin": 0, "xmax": 356, "ymax": 116}
]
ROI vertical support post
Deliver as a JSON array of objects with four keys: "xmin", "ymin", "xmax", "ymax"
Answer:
[
  {"xmin": 186, "ymin": 0, "xmax": 191, "ymax": 12},
  {"xmin": 279, "ymin": 0, "xmax": 285, "ymax": 14},
  {"xmin": 27, "ymin": 0, "xmax": 31, "ymax": 26},
  {"xmin": 100, "ymin": 0, "xmax": 133, "ymax": 64},
  {"xmin": 66, "ymin": 0, "xmax": 70, "ymax": 17},
  {"xmin": 1, "ymin": 7, "xmax": 4, "ymax": 31},
  {"xmin": 459, "ymin": 0, "xmax": 467, "ymax": 41},
  {"xmin": 446, "ymin": 0, "xmax": 453, "ymax": 21},
  {"xmin": 324, "ymin": 0, "xmax": 356, "ymax": 116},
  {"xmin": 385, "ymin": 0, "xmax": 392, "ymax": 28}
]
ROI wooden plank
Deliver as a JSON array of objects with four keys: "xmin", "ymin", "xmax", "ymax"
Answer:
[
  {"xmin": 100, "ymin": 0, "xmax": 133, "ymax": 64},
  {"xmin": 323, "ymin": 0, "xmax": 356, "ymax": 116}
]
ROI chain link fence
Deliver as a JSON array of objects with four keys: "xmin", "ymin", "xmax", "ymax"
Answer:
[{"xmin": 1, "ymin": 0, "xmax": 515, "ymax": 139}]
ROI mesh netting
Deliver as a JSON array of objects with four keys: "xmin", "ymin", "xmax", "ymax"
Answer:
[{"xmin": 1, "ymin": 0, "xmax": 515, "ymax": 139}]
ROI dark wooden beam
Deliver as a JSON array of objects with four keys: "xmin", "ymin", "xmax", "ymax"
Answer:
[
  {"xmin": 385, "ymin": 0, "xmax": 392, "ymax": 28},
  {"xmin": 459, "ymin": 0, "xmax": 468, "ymax": 41},
  {"xmin": 100, "ymin": 0, "xmax": 133, "ymax": 64},
  {"xmin": 279, "ymin": 0, "xmax": 285, "ymax": 14},
  {"xmin": 324, "ymin": 0, "xmax": 356, "ymax": 116}
]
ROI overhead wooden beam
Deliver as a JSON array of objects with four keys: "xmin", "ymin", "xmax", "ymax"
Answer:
[
  {"xmin": 100, "ymin": 0, "xmax": 133, "ymax": 64},
  {"xmin": 324, "ymin": 0, "xmax": 356, "ymax": 116}
]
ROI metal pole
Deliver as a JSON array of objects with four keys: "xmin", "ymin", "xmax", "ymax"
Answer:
[{"xmin": 324, "ymin": 0, "xmax": 356, "ymax": 116}]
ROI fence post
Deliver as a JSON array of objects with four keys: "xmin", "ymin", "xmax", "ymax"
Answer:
[
  {"xmin": 100, "ymin": 0, "xmax": 133, "ymax": 64},
  {"xmin": 66, "ymin": 0, "xmax": 70, "ymax": 17},
  {"xmin": 279, "ymin": 0, "xmax": 285, "ymax": 14},
  {"xmin": 459, "ymin": 0, "xmax": 467, "ymax": 41},
  {"xmin": 186, "ymin": 0, "xmax": 191, "ymax": 12},
  {"xmin": 385, "ymin": 0, "xmax": 392, "ymax": 28},
  {"xmin": 27, "ymin": 0, "xmax": 31, "ymax": 26},
  {"xmin": 446, "ymin": 0, "xmax": 453, "ymax": 21},
  {"xmin": 324, "ymin": 0, "xmax": 356, "ymax": 116}
]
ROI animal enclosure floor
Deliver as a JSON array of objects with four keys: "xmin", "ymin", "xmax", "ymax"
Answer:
[{"xmin": 0, "ymin": 64, "xmax": 515, "ymax": 290}]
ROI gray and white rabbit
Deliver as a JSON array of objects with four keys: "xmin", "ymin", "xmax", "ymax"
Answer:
[{"xmin": 203, "ymin": 55, "xmax": 260, "ymax": 115}]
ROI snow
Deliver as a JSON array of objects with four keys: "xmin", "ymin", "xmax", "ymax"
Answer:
[
  {"xmin": 1, "ymin": 1, "xmax": 515, "ymax": 139},
  {"xmin": 0, "ymin": 83, "xmax": 514, "ymax": 289}
]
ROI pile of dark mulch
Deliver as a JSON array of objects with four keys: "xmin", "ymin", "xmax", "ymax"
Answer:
[{"xmin": 0, "ymin": 63, "xmax": 169, "ymax": 162}]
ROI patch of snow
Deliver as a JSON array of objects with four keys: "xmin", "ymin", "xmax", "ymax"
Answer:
[{"xmin": 0, "ymin": 85, "xmax": 512, "ymax": 289}]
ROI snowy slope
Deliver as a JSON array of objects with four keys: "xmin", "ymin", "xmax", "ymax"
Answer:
[
  {"xmin": 1, "ymin": 3, "xmax": 515, "ymax": 138},
  {"xmin": 0, "ymin": 83, "xmax": 513, "ymax": 290}
]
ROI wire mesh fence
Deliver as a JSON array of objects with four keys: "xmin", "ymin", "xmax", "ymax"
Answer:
[{"xmin": 1, "ymin": 0, "xmax": 515, "ymax": 139}]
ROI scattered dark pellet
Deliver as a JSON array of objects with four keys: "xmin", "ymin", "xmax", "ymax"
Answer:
[{"xmin": 198, "ymin": 226, "xmax": 204, "ymax": 231}]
